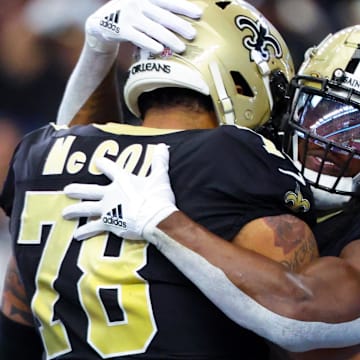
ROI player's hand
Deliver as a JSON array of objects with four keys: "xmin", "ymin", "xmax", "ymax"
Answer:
[
  {"xmin": 86, "ymin": 0, "xmax": 202, "ymax": 53},
  {"xmin": 63, "ymin": 143, "xmax": 178, "ymax": 241}
]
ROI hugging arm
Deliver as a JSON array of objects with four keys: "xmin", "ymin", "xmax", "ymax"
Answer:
[
  {"xmin": 56, "ymin": 0, "xmax": 202, "ymax": 126},
  {"xmin": 150, "ymin": 212, "xmax": 360, "ymax": 350}
]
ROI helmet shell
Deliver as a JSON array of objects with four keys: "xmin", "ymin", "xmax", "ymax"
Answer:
[
  {"xmin": 284, "ymin": 25, "xmax": 360, "ymax": 202},
  {"xmin": 124, "ymin": 0, "xmax": 294, "ymax": 129}
]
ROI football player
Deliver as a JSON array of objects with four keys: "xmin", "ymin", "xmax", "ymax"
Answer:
[
  {"xmin": 0, "ymin": 2, "xmax": 357, "ymax": 360},
  {"xmin": 64, "ymin": 23, "xmax": 360, "ymax": 359},
  {"xmin": 0, "ymin": 0, "xmax": 203, "ymax": 359},
  {"xmin": 60, "ymin": 3, "xmax": 360, "ymax": 359},
  {"xmin": 0, "ymin": 0, "xmax": 314, "ymax": 358},
  {"xmin": 276, "ymin": 25, "xmax": 360, "ymax": 359}
]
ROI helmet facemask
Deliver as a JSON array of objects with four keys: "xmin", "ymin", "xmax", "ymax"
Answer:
[
  {"xmin": 284, "ymin": 74, "xmax": 360, "ymax": 209},
  {"xmin": 282, "ymin": 25, "xmax": 360, "ymax": 210}
]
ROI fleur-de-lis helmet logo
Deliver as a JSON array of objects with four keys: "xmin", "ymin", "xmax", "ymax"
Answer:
[
  {"xmin": 235, "ymin": 15, "xmax": 283, "ymax": 62},
  {"xmin": 284, "ymin": 183, "xmax": 311, "ymax": 213}
]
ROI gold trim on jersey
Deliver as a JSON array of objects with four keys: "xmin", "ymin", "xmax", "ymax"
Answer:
[
  {"xmin": 94, "ymin": 123, "xmax": 183, "ymax": 136},
  {"xmin": 50, "ymin": 123, "xmax": 69, "ymax": 130},
  {"xmin": 317, "ymin": 209, "xmax": 344, "ymax": 224},
  {"xmin": 50, "ymin": 122, "xmax": 183, "ymax": 136}
]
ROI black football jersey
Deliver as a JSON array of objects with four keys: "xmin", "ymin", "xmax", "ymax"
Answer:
[
  {"xmin": 315, "ymin": 198, "xmax": 360, "ymax": 257},
  {"xmin": 1, "ymin": 123, "xmax": 316, "ymax": 359}
]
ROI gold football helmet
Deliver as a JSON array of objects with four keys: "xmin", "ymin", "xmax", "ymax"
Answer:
[
  {"xmin": 124, "ymin": 0, "xmax": 294, "ymax": 129},
  {"xmin": 283, "ymin": 26, "xmax": 360, "ymax": 207}
]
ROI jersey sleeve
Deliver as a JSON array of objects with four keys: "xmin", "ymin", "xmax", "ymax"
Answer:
[
  {"xmin": 213, "ymin": 126, "xmax": 316, "ymax": 231},
  {"xmin": 0, "ymin": 146, "xmax": 18, "ymax": 217},
  {"xmin": 0, "ymin": 124, "xmax": 59, "ymax": 217}
]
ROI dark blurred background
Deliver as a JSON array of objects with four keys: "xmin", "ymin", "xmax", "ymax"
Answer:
[{"xmin": 0, "ymin": 0, "xmax": 358, "ymax": 134}]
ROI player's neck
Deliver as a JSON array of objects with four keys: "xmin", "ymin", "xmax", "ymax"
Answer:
[{"xmin": 142, "ymin": 107, "xmax": 218, "ymax": 130}]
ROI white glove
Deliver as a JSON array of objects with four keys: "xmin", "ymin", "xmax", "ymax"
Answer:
[
  {"xmin": 63, "ymin": 143, "xmax": 178, "ymax": 241},
  {"xmin": 86, "ymin": 0, "xmax": 202, "ymax": 53}
]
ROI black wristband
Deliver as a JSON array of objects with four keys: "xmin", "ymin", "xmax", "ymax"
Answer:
[{"xmin": 0, "ymin": 311, "xmax": 43, "ymax": 359}]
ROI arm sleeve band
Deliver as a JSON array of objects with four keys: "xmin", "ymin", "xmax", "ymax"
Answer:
[
  {"xmin": 144, "ymin": 226, "xmax": 360, "ymax": 352},
  {"xmin": 0, "ymin": 312, "xmax": 43, "ymax": 359},
  {"xmin": 56, "ymin": 34, "xmax": 119, "ymax": 126}
]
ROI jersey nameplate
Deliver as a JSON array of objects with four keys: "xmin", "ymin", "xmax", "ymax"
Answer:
[{"xmin": 43, "ymin": 136, "xmax": 156, "ymax": 177}]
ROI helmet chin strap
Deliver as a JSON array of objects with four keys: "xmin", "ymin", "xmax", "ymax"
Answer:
[{"xmin": 303, "ymin": 166, "xmax": 352, "ymax": 210}]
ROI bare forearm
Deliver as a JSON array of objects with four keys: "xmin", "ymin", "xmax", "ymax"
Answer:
[
  {"xmin": 157, "ymin": 211, "xmax": 360, "ymax": 323},
  {"xmin": 0, "ymin": 256, "xmax": 43, "ymax": 359},
  {"xmin": 157, "ymin": 211, "xmax": 314, "ymax": 318},
  {"xmin": 287, "ymin": 345, "xmax": 360, "ymax": 360},
  {"xmin": 1, "ymin": 256, "xmax": 34, "ymax": 326},
  {"xmin": 146, "ymin": 212, "xmax": 360, "ymax": 350}
]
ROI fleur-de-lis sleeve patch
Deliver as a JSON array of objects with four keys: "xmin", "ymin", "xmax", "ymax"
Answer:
[{"xmin": 284, "ymin": 183, "xmax": 311, "ymax": 213}]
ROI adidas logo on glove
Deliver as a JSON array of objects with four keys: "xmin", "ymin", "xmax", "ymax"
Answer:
[
  {"xmin": 102, "ymin": 204, "xmax": 127, "ymax": 228},
  {"xmin": 100, "ymin": 11, "xmax": 120, "ymax": 33}
]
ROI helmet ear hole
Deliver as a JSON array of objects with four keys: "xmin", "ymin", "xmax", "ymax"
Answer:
[{"xmin": 230, "ymin": 71, "xmax": 253, "ymax": 96}]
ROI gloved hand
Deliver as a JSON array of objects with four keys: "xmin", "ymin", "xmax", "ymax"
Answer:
[
  {"xmin": 63, "ymin": 143, "xmax": 178, "ymax": 241},
  {"xmin": 86, "ymin": 0, "xmax": 202, "ymax": 53}
]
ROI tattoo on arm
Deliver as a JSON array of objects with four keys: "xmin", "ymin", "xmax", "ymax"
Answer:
[
  {"xmin": 1, "ymin": 256, "xmax": 34, "ymax": 326},
  {"xmin": 265, "ymin": 215, "xmax": 318, "ymax": 272}
]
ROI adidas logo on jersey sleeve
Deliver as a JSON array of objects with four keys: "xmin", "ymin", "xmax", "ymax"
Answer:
[
  {"xmin": 102, "ymin": 204, "xmax": 127, "ymax": 228},
  {"xmin": 100, "ymin": 11, "xmax": 120, "ymax": 34}
]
